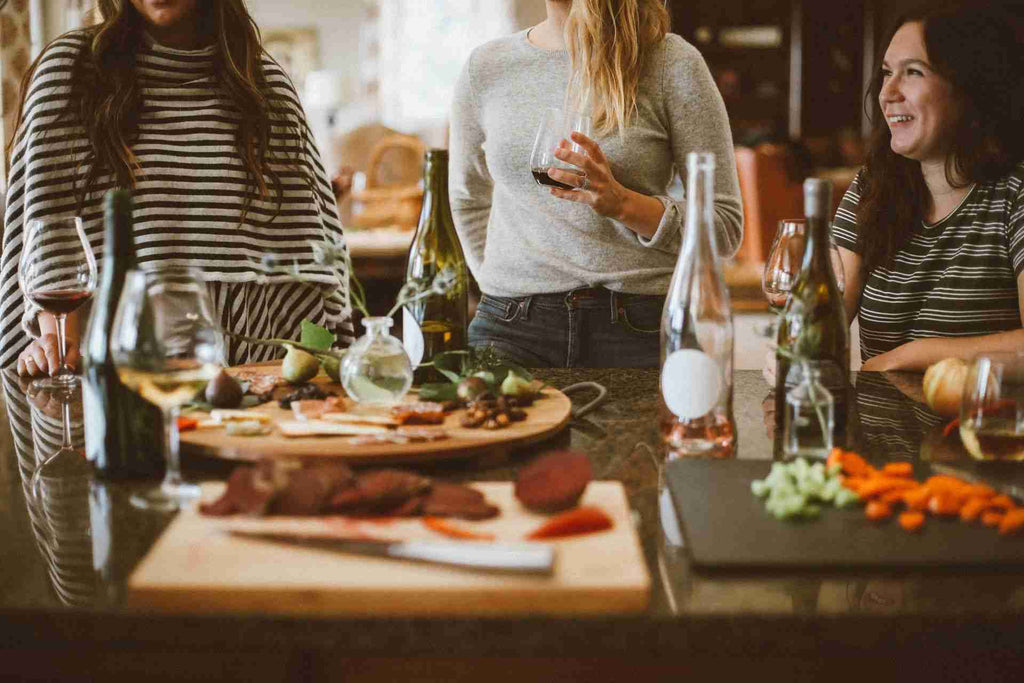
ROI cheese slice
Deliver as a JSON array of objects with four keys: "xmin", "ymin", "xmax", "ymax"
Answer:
[
  {"xmin": 209, "ymin": 410, "xmax": 273, "ymax": 424},
  {"xmin": 277, "ymin": 420, "xmax": 390, "ymax": 438},
  {"xmin": 322, "ymin": 412, "xmax": 399, "ymax": 427}
]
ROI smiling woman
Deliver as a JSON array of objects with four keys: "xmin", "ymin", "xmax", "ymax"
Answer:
[{"xmin": 830, "ymin": 1, "xmax": 1024, "ymax": 371}]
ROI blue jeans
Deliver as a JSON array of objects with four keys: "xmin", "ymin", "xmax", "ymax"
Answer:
[{"xmin": 468, "ymin": 288, "xmax": 663, "ymax": 368}]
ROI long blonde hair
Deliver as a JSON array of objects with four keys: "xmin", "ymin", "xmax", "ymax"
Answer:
[{"xmin": 565, "ymin": 0, "xmax": 669, "ymax": 136}]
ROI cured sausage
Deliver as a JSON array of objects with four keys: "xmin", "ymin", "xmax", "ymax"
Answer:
[{"xmin": 514, "ymin": 450, "xmax": 592, "ymax": 512}]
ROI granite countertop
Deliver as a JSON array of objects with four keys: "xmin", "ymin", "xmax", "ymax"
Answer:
[{"xmin": 1, "ymin": 367, "xmax": 1022, "ymax": 677}]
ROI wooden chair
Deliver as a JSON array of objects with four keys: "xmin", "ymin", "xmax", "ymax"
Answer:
[
  {"xmin": 349, "ymin": 133, "xmax": 427, "ymax": 230},
  {"xmin": 733, "ymin": 143, "xmax": 804, "ymax": 265}
]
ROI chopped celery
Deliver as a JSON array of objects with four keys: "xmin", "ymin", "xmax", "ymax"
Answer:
[{"xmin": 751, "ymin": 457, "xmax": 858, "ymax": 521}]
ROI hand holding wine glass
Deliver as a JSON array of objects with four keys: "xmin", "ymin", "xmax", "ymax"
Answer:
[
  {"xmin": 530, "ymin": 107, "xmax": 592, "ymax": 190},
  {"xmin": 111, "ymin": 268, "xmax": 222, "ymax": 511},
  {"xmin": 17, "ymin": 216, "xmax": 97, "ymax": 386}
]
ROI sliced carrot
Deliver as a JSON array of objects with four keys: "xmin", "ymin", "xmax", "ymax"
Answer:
[
  {"xmin": 982, "ymin": 510, "xmax": 1005, "ymax": 528},
  {"xmin": 988, "ymin": 495, "xmax": 1016, "ymax": 511},
  {"xmin": 839, "ymin": 451, "xmax": 873, "ymax": 477},
  {"xmin": 857, "ymin": 478, "xmax": 918, "ymax": 500},
  {"xmin": 902, "ymin": 487, "xmax": 932, "ymax": 511},
  {"xmin": 826, "ymin": 448, "xmax": 844, "ymax": 470},
  {"xmin": 422, "ymin": 516, "xmax": 496, "ymax": 541},
  {"xmin": 965, "ymin": 484, "xmax": 996, "ymax": 500},
  {"xmin": 959, "ymin": 497, "xmax": 990, "ymax": 523},
  {"xmin": 176, "ymin": 416, "xmax": 198, "ymax": 432},
  {"xmin": 881, "ymin": 462, "xmax": 913, "ymax": 478},
  {"xmin": 899, "ymin": 511, "xmax": 926, "ymax": 532},
  {"xmin": 865, "ymin": 500, "xmax": 892, "ymax": 521},
  {"xmin": 879, "ymin": 489, "xmax": 909, "ymax": 505},
  {"xmin": 998, "ymin": 509, "xmax": 1024, "ymax": 535},
  {"xmin": 525, "ymin": 506, "xmax": 614, "ymax": 540},
  {"xmin": 928, "ymin": 493, "xmax": 962, "ymax": 517}
]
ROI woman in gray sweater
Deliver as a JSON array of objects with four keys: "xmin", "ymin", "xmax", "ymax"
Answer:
[{"xmin": 449, "ymin": 0, "xmax": 742, "ymax": 368}]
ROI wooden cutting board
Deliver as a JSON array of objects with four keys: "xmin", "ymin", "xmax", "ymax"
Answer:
[
  {"xmin": 126, "ymin": 482, "xmax": 650, "ymax": 616},
  {"xmin": 180, "ymin": 363, "xmax": 572, "ymax": 465},
  {"xmin": 666, "ymin": 459, "xmax": 1024, "ymax": 569}
]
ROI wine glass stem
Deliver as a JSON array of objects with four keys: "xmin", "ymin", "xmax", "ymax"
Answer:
[
  {"xmin": 161, "ymin": 406, "xmax": 183, "ymax": 490},
  {"xmin": 61, "ymin": 399, "xmax": 73, "ymax": 449},
  {"xmin": 54, "ymin": 313, "xmax": 69, "ymax": 378}
]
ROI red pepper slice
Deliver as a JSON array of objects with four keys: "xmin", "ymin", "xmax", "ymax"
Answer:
[{"xmin": 525, "ymin": 506, "xmax": 614, "ymax": 540}]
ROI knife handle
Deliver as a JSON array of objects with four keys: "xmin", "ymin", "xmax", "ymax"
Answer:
[{"xmin": 391, "ymin": 541, "xmax": 556, "ymax": 575}]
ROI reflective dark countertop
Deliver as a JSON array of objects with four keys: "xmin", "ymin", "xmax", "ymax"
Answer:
[{"xmin": 2, "ymin": 368, "xmax": 1022, "ymax": 681}]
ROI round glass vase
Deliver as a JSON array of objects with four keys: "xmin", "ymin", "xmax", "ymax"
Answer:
[{"xmin": 340, "ymin": 317, "xmax": 414, "ymax": 405}]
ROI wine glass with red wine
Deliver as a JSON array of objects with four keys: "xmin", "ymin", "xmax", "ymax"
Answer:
[
  {"xmin": 530, "ymin": 107, "xmax": 593, "ymax": 190},
  {"xmin": 18, "ymin": 216, "xmax": 98, "ymax": 389}
]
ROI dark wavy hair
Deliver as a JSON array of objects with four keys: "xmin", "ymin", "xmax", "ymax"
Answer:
[
  {"xmin": 6, "ymin": 0, "xmax": 297, "ymax": 220},
  {"xmin": 856, "ymin": 1, "xmax": 1024, "ymax": 273}
]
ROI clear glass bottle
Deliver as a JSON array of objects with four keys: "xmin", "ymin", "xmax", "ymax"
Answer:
[
  {"xmin": 340, "ymin": 316, "xmax": 414, "ymax": 405},
  {"xmin": 783, "ymin": 363, "xmax": 835, "ymax": 459},
  {"xmin": 659, "ymin": 152, "xmax": 736, "ymax": 458}
]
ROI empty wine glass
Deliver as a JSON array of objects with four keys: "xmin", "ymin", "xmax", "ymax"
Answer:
[
  {"xmin": 110, "ymin": 268, "xmax": 222, "ymax": 511},
  {"xmin": 18, "ymin": 216, "xmax": 98, "ymax": 389},
  {"xmin": 760, "ymin": 219, "xmax": 845, "ymax": 338},
  {"xmin": 529, "ymin": 107, "xmax": 593, "ymax": 190}
]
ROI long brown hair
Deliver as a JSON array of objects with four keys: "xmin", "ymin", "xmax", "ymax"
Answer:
[
  {"xmin": 564, "ymin": 0, "xmax": 670, "ymax": 136},
  {"xmin": 857, "ymin": 1, "xmax": 1024, "ymax": 273},
  {"xmin": 6, "ymin": 0, "xmax": 296, "ymax": 219}
]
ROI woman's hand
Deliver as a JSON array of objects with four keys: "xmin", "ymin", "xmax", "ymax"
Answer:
[
  {"xmin": 546, "ymin": 132, "xmax": 629, "ymax": 219},
  {"xmin": 546, "ymin": 132, "xmax": 665, "ymax": 238},
  {"xmin": 17, "ymin": 335, "xmax": 80, "ymax": 378}
]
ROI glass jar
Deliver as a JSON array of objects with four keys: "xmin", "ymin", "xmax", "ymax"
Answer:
[
  {"xmin": 783, "ymin": 363, "xmax": 835, "ymax": 459},
  {"xmin": 340, "ymin": 317, "xmax": 413, "ymax": 405}
]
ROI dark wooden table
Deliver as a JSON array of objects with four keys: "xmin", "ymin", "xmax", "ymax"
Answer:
[{"xmin": 1, "ymin": 367, "xmax": 1022, "ymax": 682}]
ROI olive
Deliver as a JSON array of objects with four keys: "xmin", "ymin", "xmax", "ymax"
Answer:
[
  {"xmin": 205, "ymin": 369, "xmax": 244, "ymax": 408},
  {"xmin": 457, "ymin": 376, "xmax": 489, "ymax": 402},
  {"xmin": 282, "ymin": 346, "xmax": 320, "ymax": 384}
]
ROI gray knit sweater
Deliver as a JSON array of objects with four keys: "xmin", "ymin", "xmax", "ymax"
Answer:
[{"xmin": 449, "ymin": 30, "xmax": 743, "ymax": 297}]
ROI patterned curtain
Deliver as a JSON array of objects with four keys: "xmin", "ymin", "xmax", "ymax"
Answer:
[{"xmin": 1, "ymin": 0, "xmax": 33, "ymax": 192}]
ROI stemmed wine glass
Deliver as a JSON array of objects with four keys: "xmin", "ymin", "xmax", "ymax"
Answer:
[
  {"xmin": 530, "ymin": 107, "xmax": 593, "ymax": 190},
  {"xmin": 110, "ymin": 268, "xmax": 222, "ymax": 511},
  {"xmin": 18, "ymin": 216, "xmax": 98, "ymax": 389},
  {"xmin": 760, "ymin": 219, "xmax": 846, "ymax": 337}
]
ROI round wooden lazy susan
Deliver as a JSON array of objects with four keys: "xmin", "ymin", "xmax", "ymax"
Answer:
[{"xmin": 179, "ymin": 362, "xmax": 573, "ymax": 465}]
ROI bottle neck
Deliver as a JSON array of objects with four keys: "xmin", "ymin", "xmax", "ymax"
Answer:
[
  {"xmin": 800, "ymin": 215, "xmax": 832, "ymax": 274},
  {"xmin": 362, "ymin": 316, "xmax": 392, "ymax": 338},
  {"xmin": 680, "ymin": 161, "xmax": 719, "ymax": 266}
]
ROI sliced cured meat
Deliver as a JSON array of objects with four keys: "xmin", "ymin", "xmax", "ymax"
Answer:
[
  {"xmin": 271, "ymin": 463, "xmax": 356, "ymax": 516},
  {"xmin": 515, "ymin": 450, "xmax": 593, "ymax": 512},
  {"xmin": 390, "ymin": 401, "xmax": 447, "ymax": 425},
  {"xmin": 199, "ymin": 464, "xmax": 278, "ymax": 517},
  {"xmin": 325, "ymin": 469, "xmax": 432, "ymax": 514},
  {"xmin": 230, "ymin": 370, "xmax": 287, "ymax": 396},
  {"xmin": 422, "ymin": 482, "xmax": 500, "ymax": 520}
]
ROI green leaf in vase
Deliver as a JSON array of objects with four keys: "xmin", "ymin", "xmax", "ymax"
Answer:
[{"xmin": 300, "ymin": 320, "xmax": 336, "ymax": 351}]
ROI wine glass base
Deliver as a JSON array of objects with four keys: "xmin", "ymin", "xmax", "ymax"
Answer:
[
  {"xmin": 31, "ymin": 375, "xmax": 79, "ymax": 391},
  {"xmin": 130, "ymin": 481, "xmax": 201, "ymax": 512}
]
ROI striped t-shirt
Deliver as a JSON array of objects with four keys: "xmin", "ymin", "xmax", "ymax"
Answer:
[
  {"xmin": 832, "ymin": 163, "xmax": 1024, "ymax": 361},
  {"xmin": 1, "ymin": 32, "xmax": 353, "ymax": 368}
]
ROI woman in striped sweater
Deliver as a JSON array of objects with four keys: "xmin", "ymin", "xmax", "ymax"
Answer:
[
  {"xmin": 2, "ymin": 0, "xmax": 353, "ymax": 377},
  {"xmin": 832, "ymin": 2, "xmax": 1024, "ymax": 371}
]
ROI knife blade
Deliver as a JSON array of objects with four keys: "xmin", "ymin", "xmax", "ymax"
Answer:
[
  {"xmin": 228, "ymin": 530, "xmax": 556, "ymax": 575},
  {"xmin": 928, "ymin": 463, "xmax": 1024, "ymax": 503}
]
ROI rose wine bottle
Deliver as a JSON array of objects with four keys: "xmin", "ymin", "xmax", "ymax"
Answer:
[
  {"xmin": 402, "ymin": 149, "xmax": 469, "ymax": 384},
  {"xmin": 659, "ymin": 152, "xmax": 736, "ymax": 458},
  {"xmin": 82, "ymin": 190, "xmax": 163, "ymax": 479},
  {"xmin": 775, "ymin": 179, "xmax": 850, "ymax": 434}
]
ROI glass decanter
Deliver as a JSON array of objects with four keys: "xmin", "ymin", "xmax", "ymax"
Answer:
[
  {"xmin": 340, "ymin": 317, "xmax": 413, "ymax": 405},
  {"xmin": 783, "ymin": 363, "xmax": 835, "ymax": 459}
]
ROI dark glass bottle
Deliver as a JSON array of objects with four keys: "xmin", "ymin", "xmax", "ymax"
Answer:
[
  {"xmin": 402, "ymin": 149, "xmax": 469, "ymax": 384},
  {"xmin": 775, "ymin": 178, "xmax": 850, "ymax": 433},
  {"xmin": 82, "ymin": 190, "xmax": 163, "ymax": 479}
]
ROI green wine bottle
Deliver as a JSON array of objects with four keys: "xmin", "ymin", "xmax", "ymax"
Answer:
[
  {"xmin": 82, "ymin": 190, "xmax": 164, "ymax": 479},
  {"xmin": 402, "ymin": 149, "xmax": 469, "ymax": 385},
  {"xmin": 775, "ymin": 178, "xmax": 850, "ymax": 433}
]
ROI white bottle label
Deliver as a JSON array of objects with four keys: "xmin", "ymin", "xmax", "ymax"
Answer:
[
  {"xmin": 402, "ymin": 307, "xmax": 425, "ymax": 367},
  {"xmin": 661, "ymin": 349, "xmax": 722, "ymax": 419}
]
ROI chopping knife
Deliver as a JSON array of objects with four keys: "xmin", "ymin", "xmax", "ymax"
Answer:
[
  {"xmin": 928, "ymin": 463, "xmax": 1024, "ymax": 503},
  {"xmin": 229, "ymin": 530, "xmax": 556, "ymax": 575}
]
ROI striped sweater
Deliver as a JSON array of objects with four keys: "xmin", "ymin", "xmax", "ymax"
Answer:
[
  {"xmin": 831, "ymin": 163, "xmax": 1024, "ymax": 361},
  {"xmin": 1, "ymin": 32, "xmax": 353, "ymax": 368}
]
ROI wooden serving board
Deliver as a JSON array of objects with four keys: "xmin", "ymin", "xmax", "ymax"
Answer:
[
  {"xmin": 127, "ymin": 482, "xmax": 650, "ymax": 616},
  {"xmin": 179, "ymin": 363, "xmax": 572, "ymax": 465}
]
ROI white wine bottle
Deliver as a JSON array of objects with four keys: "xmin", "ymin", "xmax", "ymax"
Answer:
[
  {"xmin": 403, "ymin": 149, "xmax": 469, "ymax": 384},
  {"xmin": 775, "ymin": 178, "xmax": 850, "ymax": 433},
  {"xmin": 660, "ymin": 152, "xmax": 736, "ymax": 458}
]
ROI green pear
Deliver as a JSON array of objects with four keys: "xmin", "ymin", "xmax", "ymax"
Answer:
[{"xmin": 282, "ymin": 346, "xmax": 319, "ymax": 384}]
